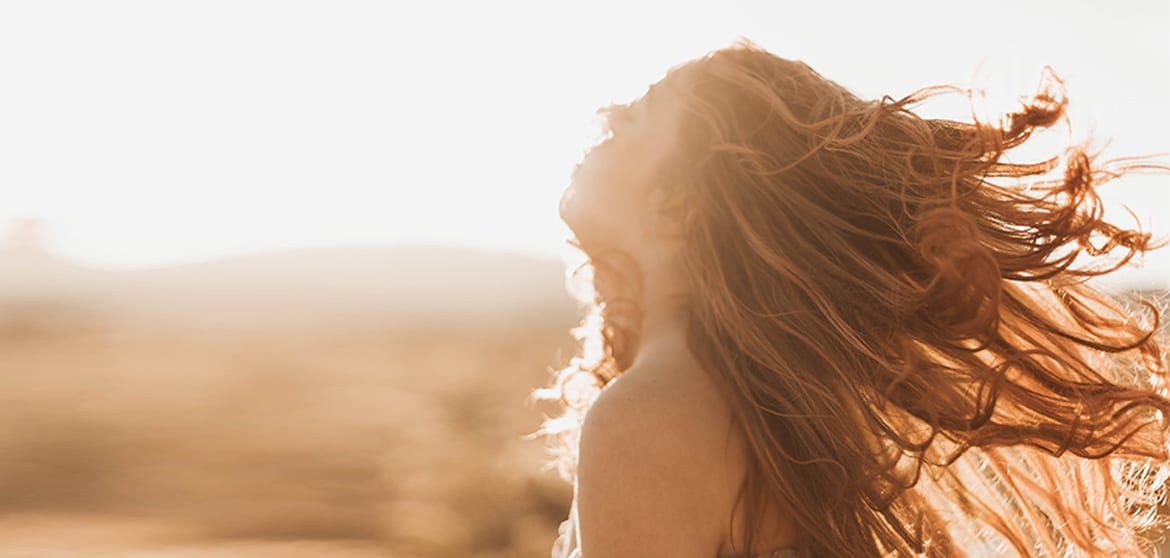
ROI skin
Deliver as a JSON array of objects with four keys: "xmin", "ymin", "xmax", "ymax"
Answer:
[{"xmin": 558, "ymin": 80, "xmax": 802, "ymax": 557}]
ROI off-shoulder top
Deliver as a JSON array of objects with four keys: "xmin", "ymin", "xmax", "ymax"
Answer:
[{"xmin": 551, "ymin": 492, "xmax": 798, "ymax": 558}]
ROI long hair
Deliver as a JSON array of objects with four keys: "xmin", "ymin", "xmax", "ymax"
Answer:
[{"xmin": 531, "ymin": 38, "xmax": 1170, "ymax": 557}]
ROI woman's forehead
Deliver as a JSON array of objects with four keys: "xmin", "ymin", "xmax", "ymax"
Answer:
[{"xmin": 592, "ymin": 77, "xmax": 687, "ymax": 144}]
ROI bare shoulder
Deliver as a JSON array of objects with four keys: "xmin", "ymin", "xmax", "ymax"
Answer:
[
  {"xmin": 578, "ymin": 354, "xmax": 803, "ymax": 557},
  {"xmin": 575, "ymin": 357, "xmax": 740, "ymax": 557},
  {"xmin": 584, "ymin": 357, "xmax": 739, "ymax": 466}
]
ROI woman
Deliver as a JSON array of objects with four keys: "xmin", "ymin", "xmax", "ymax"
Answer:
[{"xmin": 531, "ymin": 38, "xmax": 1170, "ymax": 558}]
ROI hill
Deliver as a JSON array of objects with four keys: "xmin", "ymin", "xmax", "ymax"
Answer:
[{"xmin": 0, "ymin": 240, "xmax": 579, "ymax": 330}]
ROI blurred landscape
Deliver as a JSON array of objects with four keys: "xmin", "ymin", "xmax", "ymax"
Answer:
[{"xmin": 0, "ymin": 221, "xmax": 580, "ymax": 557}]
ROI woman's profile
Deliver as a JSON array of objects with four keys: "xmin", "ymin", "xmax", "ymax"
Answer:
[{"xmin": 531, "ymin": 38, "xmax": 1170, "ymax": 558}]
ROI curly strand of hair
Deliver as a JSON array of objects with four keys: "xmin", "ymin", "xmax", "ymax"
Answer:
[{"xmin": 668, "ymin": 42, "xmax": 1170, "ymax": 557}]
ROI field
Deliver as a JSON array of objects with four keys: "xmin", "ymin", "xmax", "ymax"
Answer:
[{"xmin": 0, "ymin": 309, "xmax": 578, "ymax": 558}]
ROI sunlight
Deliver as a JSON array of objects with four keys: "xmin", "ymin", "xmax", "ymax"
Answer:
[{"xmin": 0, "ymin": 0, "xmax": 1164, "ymax": 286}]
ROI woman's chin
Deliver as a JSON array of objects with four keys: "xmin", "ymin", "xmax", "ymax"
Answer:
[
  {"xmin": 559, "ymin": 189, "xmax": 632, "ymax": 257},
  {"xmin": 559, "ymin": 194, "xmax": 597, "ymax": 246},
  {"xmin": 563, "ymin": 221, "xmax": 618, "ymax": 258}
]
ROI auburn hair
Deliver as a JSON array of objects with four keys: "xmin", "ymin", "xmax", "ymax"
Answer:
[{"xmin": 531, "ymin": 38, "xmax": 1170, "ymax": 557}]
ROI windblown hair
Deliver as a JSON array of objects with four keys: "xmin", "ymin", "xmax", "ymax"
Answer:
[{"xmin": 532, "ymin": 38, "xmax": 1170, "ymax": 557}]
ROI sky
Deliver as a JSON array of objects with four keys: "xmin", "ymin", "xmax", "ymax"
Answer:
[{"xmin": 0, "ymin": 0, "xmax": 1167, "ymax": 285}]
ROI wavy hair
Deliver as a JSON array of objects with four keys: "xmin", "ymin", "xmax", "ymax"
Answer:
[{"xmin": 531, "ymin": 38, "xmax": 1170, "ymax": 557}]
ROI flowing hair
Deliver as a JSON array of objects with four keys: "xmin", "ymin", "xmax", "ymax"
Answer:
[{"xmin": 530, "ymin": 38, "xmax": 1170, "ymax": 557}]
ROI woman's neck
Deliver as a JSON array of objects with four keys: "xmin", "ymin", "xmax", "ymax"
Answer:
[{"xmin": 627, "ymin": 262, "xmax": 692, "ymax": 371}]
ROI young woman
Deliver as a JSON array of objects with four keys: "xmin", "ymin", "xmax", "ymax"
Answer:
[{"xmin": 532, "ymin": 39, "xmax": 1170, "ymax": 558}]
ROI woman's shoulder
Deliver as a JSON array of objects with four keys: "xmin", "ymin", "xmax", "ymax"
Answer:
[
  {"xmin": 578, "ymin": 354, "xmax": 802, "ymax": 557},
  {"xmin": 583, "ymin": 353, "xmax": 737, "ymax": 462},
  {"xmin": 575, "ymin": 355, "xmax": 745, "ymax": 555},
  {"xmin": 592, "ymin": 337, "xmax": 731, "ymax": 416}
]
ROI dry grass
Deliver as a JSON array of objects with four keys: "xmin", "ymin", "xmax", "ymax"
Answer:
[{"xmin": 0, "ymin": 309, "xmax": 577, "ymax": 558}]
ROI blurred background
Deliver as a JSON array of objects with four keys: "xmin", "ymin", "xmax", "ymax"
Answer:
[{"xmin": 0, "ymin": 1, "xmax": 1166, "ymax": 556}]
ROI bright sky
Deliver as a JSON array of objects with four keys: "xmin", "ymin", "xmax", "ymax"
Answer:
[{"xmin": 0, "ymin": 1, "xmax": 1167, "ymax": 285}]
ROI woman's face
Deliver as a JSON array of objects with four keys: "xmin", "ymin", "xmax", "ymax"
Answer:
[{"xmin": 558, "ymin": 82, "xmax": 684, "ymax": 258}]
